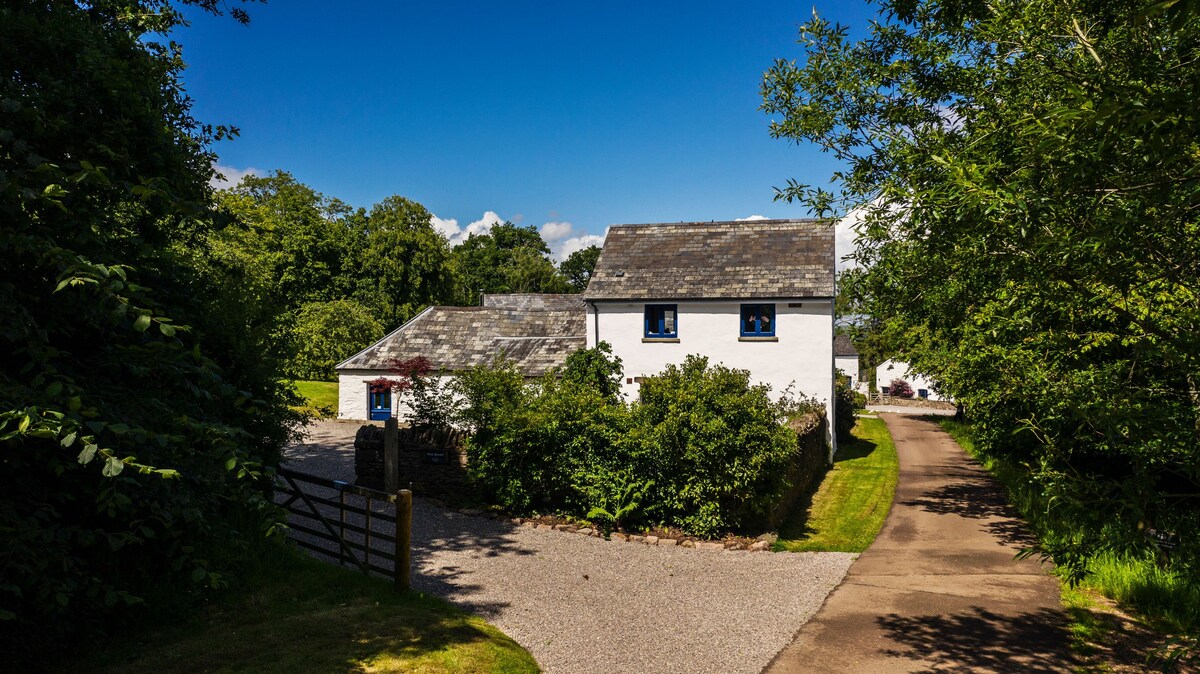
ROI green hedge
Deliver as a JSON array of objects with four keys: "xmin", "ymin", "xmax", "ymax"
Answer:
[{"xmin": 452, "ymin": 346, "xmax": 826, "ymax": 537}]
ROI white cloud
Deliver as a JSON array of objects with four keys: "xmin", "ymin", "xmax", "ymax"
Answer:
[
  {"xmin": 431, "ymin": 210, "xmax": 607, "ymax": 261},
  {"xmin": 555, "ymin": 232, "xmax": 606, "ymax": 261},
  {"xmin": 209, "ymin": 163, "xmax": 260, "ymax": 190},
  {"xmin": 735, "ymin": 214, "xmax": 770, "ymax": 221},
  {"xmin": 430, "ymin": 210, "xmax": 504, "ymax": 246},
  {"xmin": 537, "ymin": 220, "xmax": 607, "ymax": 261},
  {"xmin": 539, "ymin": 221, "xmax": 574, "ymax": 243},
  {"xmin": 835, "ymin": 207, "xmax": 869, "ymax": 272}
]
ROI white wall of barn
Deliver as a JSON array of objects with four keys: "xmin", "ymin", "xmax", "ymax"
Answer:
[
  {"xmin": 336, "ymin": 372, "xmax": 458, "ymax": 421},
  {"xmin": 587, "ymin": 299, "xmax": 836, "ymax": 453}
]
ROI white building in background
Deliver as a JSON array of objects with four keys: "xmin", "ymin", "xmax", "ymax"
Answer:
[
  {"xmin": 337, "ymin": 219, "xmax": 840, "ymax": 455},
  {"xmin": 875, "ymin": 359, "xmax": 950, "ymax": 401},
  {"xmin": 834, "ymin": 334, "xmax": 861, "ymax": 389},
  {"xmin": 583, "ymin": 219, "xmax": 837, "ymax": 454}
]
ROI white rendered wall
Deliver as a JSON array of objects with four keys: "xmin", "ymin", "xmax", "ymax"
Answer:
[
  {"xmin": 336, "ymin": 372, "xmax": 457, "ymax": 421},
  {"xmin": 875, "ymin": 360, "xmax": 949, "ymax": 401},
  {"xmin": 835, "ymin": 355, "xmax": 860, "ymax": 388},
  {"xmin": 588, "ymin": 300, "xmax": 836, "ymax": 455}
]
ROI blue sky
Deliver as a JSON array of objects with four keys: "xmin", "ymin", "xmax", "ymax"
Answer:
[{"xmin": 178, "ymin": 1, "xmax": 876, "ymax": 258}]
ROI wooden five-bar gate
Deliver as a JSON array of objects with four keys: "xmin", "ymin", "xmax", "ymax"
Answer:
[{"xmin": 275, "ymin": 466, "xmax": 412, "ymax": 591}]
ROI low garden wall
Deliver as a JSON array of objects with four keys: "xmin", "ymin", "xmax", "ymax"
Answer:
[
  {"xmin": 354, "ymin": 424, "xmax": 471, "ymax": 497},
  {"xmin": 765, "ymin": 411, "xmax": 830, "ymax": 529}
]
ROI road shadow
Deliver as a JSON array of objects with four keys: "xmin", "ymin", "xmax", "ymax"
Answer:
[
  {"xmin": 278, "ymin": 423, "xmax": 539, "ymax": 619},
  {"xmin": 900, "ymin": 467, "xmax": 1038, "ymax": 547},
  {"xmin": 877, "ymin": 606, "xmax": 1078, "ymax": 672}
]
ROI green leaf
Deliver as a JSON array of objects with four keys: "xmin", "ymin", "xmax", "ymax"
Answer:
[
  {"xmin": 60, "ymin": 432, "xmax": 76, "ymax": 448},
  {"xmin": 133, "ymin": 314, "xmax": 152, "ymax": 332},
  {"xmin": 45, "ymin": 381, "xmax": 62, "ymax": 397},
  {"xmin": 78, "ymin": 444, "xmax": 97, "ymax": 464},
  {"xmin": 159, "ymin": 322, "xmax": 176, "ymax": 337},
  {"xmin": 102, "ymin": 456, "xmax": 124, "ymax": 477}
]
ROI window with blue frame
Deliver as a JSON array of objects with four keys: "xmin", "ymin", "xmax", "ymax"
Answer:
[
  {"xmin": 740, "ymin": 303, "xmax": 776, "ymax": 337},
  {"xmin": 368, "ymin": 385, "xmax": 392, "ymax": 421},
  {"xmin": 644, "ymin": 304, "xmax": 678, "ymax": 338}
]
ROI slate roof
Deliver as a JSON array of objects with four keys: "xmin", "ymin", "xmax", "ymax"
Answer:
[
  {"xmin": 336, "ymin": 301, "xmax": 585, "ymax": 376},
  {"xmin": 482, "ymin": 293, "xmax": 585, "ymax": 311},
  {"xmin": 583, "ymin": 219, "xmax": 835, "ymax": 301},
  {"xmin": 834, "ymin": 334, "xmax": 859, "ymax": 357}
]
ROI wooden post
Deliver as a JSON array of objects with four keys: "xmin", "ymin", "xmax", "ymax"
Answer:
[
  {"xmin": 384, "ymin": 416, "xmax": 399, "ymax": 494},
  {"xmin": 394, "ymin": 489, "xmax": 412, "ymax": 592}
]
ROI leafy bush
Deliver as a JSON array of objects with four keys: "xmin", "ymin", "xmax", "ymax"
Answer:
[
  {"xmin": 632, "ymin": 356, "xmax": 803, "ymax": 536},
  {"xmin": 454, "ymin": 358, "xmax": 629, "ymax": 514},
  {"xmin": 561, "ymin": 341, "xmax": 624, "ymax": 401},
  {"xmin": 449, "ymin": 351, "xmax": 824, "ymax": 538},
  {"xmin": 834, "ymin": 377, "xmax": 858, "ymax": 442},
  {"xmin": 889, "ymin": 378, "xmax": 914, "ymax": 398}
]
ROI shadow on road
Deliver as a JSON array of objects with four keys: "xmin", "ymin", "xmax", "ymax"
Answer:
[{"xmin": 878, "ymin": 606, "xmax": 1077, "ymax": 672}]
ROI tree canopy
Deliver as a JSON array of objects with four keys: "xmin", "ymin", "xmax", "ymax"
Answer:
[
  {"xmin": 763, "ymin": 0, "xmax": 1200, "ymax": 576},
  {"xmin": 451, "ymin": 222, "xmax": 570, "ymax": 302},
  {"xmin": 1, "ymin": 0, "xmax": 297, "ymax": 663}
]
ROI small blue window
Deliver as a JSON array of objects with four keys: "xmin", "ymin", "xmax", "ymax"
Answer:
[
  {"xmin": 369, "ymin": 385, "xmax": 392, "ymax": 421},
  {"xmin": 644, "ymin": 304, "xmax": 678, "ymax": 338},
  {"xmin": 740, "ymin": 304, "xmax": 776, "ymax": 337}
]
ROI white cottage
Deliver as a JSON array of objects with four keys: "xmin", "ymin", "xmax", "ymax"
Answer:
[
  {"xmin": 582, "ymin": 219, "xmax": 837, "ymax": 452},
  {"xmin": 875, "ymin": 359, "xmax": 950, "ymax": 401},
  {"xmin": 335, "ymin": 294, "xmax": 585, "ymax": 421}
]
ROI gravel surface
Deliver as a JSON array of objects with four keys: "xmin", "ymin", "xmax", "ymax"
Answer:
[{"xmin": 282, "ymin": 420, "xmax": 856, "ymax": 674}]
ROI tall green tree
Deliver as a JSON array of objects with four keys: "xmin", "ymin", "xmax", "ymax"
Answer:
[
  {"xmin": 217, "ymin": 171, "xmax": 361, "ymax": 307},
  {"xmin": 0, "ymin": 0, "xmax": 296, "ymax": 663},
  {"xmin": 559, "ymin": 244, "xmax": 602, "ymax": 292},
  {"xmin": 762, "ymin": 1, "xmax": 1200, "ymax": 576},
  {"xmin": 451, "ymin": 222, "xmax": 568, "ymax": 302},
  {"xmin": 362, "ymin": 195, "xmax": 457, "ymax": 328}
]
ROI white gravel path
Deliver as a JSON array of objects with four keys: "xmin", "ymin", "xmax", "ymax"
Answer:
[{"xmin": 284, "ymin": 421, "xmax": 856, "ymax": 674}]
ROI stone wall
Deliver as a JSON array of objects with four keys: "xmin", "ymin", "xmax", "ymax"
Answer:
[
  {"xmin": 354, "ymin": 424, "xmax": 471, "ymax": 498},
  {"xmin": 765, "ymin": 411, "xmax": 831, "ymax": 529}
]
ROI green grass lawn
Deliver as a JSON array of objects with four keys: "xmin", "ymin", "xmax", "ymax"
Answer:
[
  {"xmin": 291, "ymin": 379, "xmax": 339, "ymax": 418},
  {"xmin": 775, "ymin": 416, "xmax": 899, "ymax": 552},
  {"xmin": 79, "ymin": 546, "xmax": 538, "ymax": 674}
]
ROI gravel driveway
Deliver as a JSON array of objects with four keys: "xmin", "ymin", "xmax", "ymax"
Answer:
[{"xmin": 283, "ymin": 421, "xmax": 855, "ymax": 674}]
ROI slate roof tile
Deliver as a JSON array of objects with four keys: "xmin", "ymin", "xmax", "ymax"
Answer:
[
  {"xmin": 583, "ymin": 219, "xmax": 835, "ymax": 300},
  {"xmin": 336, "ymin": 299, "xmax": 584, "ymax": 375}
]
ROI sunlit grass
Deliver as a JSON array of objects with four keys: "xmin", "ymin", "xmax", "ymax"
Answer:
[
  {"xmin": 775, "ymin": 416, "xmax": 899, "ymax": 552},
  {"xmin": 79, "ymin": 546, "xmax": 538, "ymax": 674},
  {"xmin": 291, "ymin": 379, "xmax": 338, "ymax": 418}
]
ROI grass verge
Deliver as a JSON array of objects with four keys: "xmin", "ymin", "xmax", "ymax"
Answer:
[
  {"xmin": 291, "ymin": 379, "xmax": 338, "ymax": 418},
  {"xmin": 775, "ymin": 416, "xmax": 899, "ymax": 552},
  {"xmin": 938, "ymin": 418, "xmax": 1199, "ymax": 670},
  {"xmin": 78, "ymin": 545, "xmax": 538, "ymax": 674}
]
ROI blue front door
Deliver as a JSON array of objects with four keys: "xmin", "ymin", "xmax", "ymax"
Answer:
[{"xmin": 369, "ymin": 387, "xmax": 392, "ymax": 421}]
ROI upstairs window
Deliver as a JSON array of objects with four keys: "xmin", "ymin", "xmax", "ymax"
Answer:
[
  {"xmin": 740, "ymin": 303, "xmax": 776, "ymax": 337},
  {"xmin": 644, "ymin": 304, "xmax": 678, "ymax": 338}
]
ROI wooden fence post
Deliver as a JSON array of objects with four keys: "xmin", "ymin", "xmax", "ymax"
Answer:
[
  {"xmin": 394, "ymin": 489, "xmax": 412, "ymax": 592},
  {"xmin": 384, "ymin": 417, "xmax": 398, "ymax": 494}
]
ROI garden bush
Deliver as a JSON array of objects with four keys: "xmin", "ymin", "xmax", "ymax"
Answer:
[
  {"xmin": 452, "ymin": 348, "xmax": 823, "ymax": 537},
  {"xmin": 889, "ymin": 378, "xmax": 914, "ymax": 398},
  {"xmin": 834, "ymin": 377, "xmax": 858, "ymax": 442}
]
